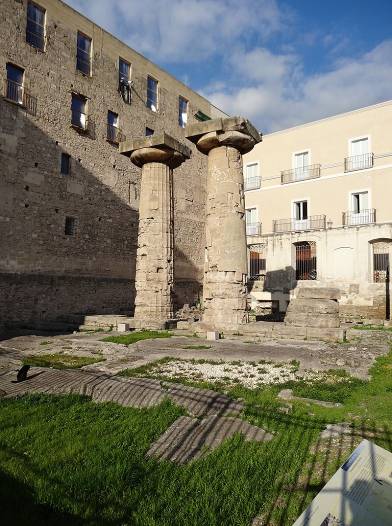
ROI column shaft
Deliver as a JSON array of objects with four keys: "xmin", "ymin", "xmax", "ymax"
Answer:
[{"xmin": 134, "ymin": 162, "xmax": 174, "ymax": 326}]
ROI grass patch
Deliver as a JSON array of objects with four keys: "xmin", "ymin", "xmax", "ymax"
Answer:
[
  {"xmin": 182, "ymin": 344, "xmax": 212, "ymax": 350},
  {"xmin": 102, "ymin": 330, "xmax": 172, "ymax": 346},
  {"xmin": 23, "ymin": 354, "xmax": 104, "ymax": 369},
  {"xmin": 39, "ymin": 341, "xmax": 51, "ymax": 346},
  {"xmin": 353, "ymin": 324, "xmax": 392, "ymax": 332}
]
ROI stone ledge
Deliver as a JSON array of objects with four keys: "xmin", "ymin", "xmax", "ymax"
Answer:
[
  {"xmin": 119, "ymin": 132, "xmax": 191, "ymax": 159},
  {"xmin": 186, "ymin": 116, "xmax": 262, "ymax": 144}
]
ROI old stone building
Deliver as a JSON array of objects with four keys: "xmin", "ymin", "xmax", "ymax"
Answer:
[
  {"xmin": 0, "ymin": 0, "xmax": 227, "ymax": 330},
  {"xmin": 244, "ymin": 100, "xmax": 392, "ymax": 321}
]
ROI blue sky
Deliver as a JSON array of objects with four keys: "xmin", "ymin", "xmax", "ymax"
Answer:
[{"xmin": 66, "ymin": 0, "xmax": 392, "ymax": 132}]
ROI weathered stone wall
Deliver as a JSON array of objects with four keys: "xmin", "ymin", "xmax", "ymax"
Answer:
[{"xmin": 0, "ymin": 0, "xmax": 226, "ymax": 328}]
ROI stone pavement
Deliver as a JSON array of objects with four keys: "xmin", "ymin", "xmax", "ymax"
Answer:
[{"xmin": 0, "ymin": 365, "xmax": 272, "ymax": 463}]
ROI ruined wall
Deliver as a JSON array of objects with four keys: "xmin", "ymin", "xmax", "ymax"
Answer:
[{"xmin": 0, "ymin": 0, "xmax": 226, "ymax": 328}]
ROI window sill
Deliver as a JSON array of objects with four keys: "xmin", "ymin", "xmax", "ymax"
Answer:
[
  {"xmin": 71, "ymin": 123, "xmax": 88, "ymax": 134},
  {"xmin": 3, "ymin": 97, "xmax": 27, "ymax": 110},
  {"xmin": 27, "ymin": 42, "xmax": 46, "ymax": 53},
  {"xmin": 76, "ymin": 68, "xmax": 92, "ymax": 79}
]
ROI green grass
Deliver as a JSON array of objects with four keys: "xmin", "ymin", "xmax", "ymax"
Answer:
[
  {"xmin": 353, "ymin": 324, "xmax": 392, "ymax": 332},
  {"xmin": 23, "ymin": 354, "xmax": 104, "ymax": 369},
  {"xmin": 39, "ymin": 341, "xmax": 51, "ymax": 346},
  {"xmin": 2, "ymin": 350, "xmax": 392, "ymax": 524},
  {"xmin": 102, "ymin": 330, "xmax": 172, "ymax": 346},
  {"xmin": 182, "ymin": 344, "xmax": 212, "ymax": 350}
]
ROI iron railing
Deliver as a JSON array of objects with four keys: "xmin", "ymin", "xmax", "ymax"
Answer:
[
  {"xmin": 107, "ymin": 124, "xmax": 125, "ymax": 144},
  {"xmin": 76, "ymin": 48, "xmax": 91, "ymax": 76},
  {"xmin": 342, "ymin": 208, "xmax": 376, "ymax": 226},
  {"xmin": 244, "ymin": 176, "xmax": 261, "ymax": 191},
  {"xmin": 344, "ymin": 153, "xmax": 374, "ymax": 172},
  {"xmin": 26, "ymin": 18, "xmax": 45, "ymax": 50},
  {"xmin": 273, "ymin": 215, "xmax": 326, "ymax": 233},
  {"xmin": 71, "ymin": 110, "xmax": 88, "ymax": 131},
  {"xmin": 281, "ymin": 164, "xmax": 321, "ymax": 184},
  {"xmin": 295, "ymin": 242, "xmax": 317, "ymax": 280},
  {"xmin": 246, "ymin": 222, "xmax": 262, "ymax": 236},
  {"xmin": 4, "ymin": 79, "xmax": 37, "ymax": 115}
]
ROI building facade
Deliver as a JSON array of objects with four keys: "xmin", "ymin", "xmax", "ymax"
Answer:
[
  {"xmin": 244, "ymin": 101, "xmax": 392, "ymax": 321},
  {"xmin": 0, "ymin": 0, "xmax": 226, "ymax": 329}
]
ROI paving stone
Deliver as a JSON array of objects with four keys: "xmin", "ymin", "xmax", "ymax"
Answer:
[
  {"xmin": 148, "ymin": 414, "xmax": 273, "ymax": 464},
  {"xmin": 320, "ymin": 423, "xmax": 352, "ymax": 439},
  {"xmin": 163, "ymin": 381, "xmax": 243, "ymax": 417}
]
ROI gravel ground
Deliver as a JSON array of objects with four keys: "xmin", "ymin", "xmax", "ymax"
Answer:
[{"xmin": 147, "ymin": 360, "xmax": 348, "ymax": 389}]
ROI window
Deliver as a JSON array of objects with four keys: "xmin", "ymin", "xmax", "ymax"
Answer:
[
  {"xmin": 76, "ymin": 32, "xmax": 92, "ymax": 75},
  {"xmin": 6, "ymin": 63, "xmax": 24, "ymax": 104},
  {"xmin": 347, "ymin": 191, "xmax": 374, "ymax": 225},
  {"xmin": 178, "ymin": 96, "xmax": 188, "ymax": 128},
  {"xmin": 119, "ymin": 58, "xmax": 131, "ymax": 103},
  {"xmin": 295, "ymin": 241, "xmax": 317, "ymax": 280},
  {"xmin": 245, "ymin": 162, "xmax": 261, "ymax": 191},
  {"xmin": 26, "ymin": 2, "xmax": 45, "ymax": 50},
  {"xmin": 249, "ymin": 250, "xmax": 266, "ymax": 279},
  {"xmin": 145, "ymin": 127, "xmax": 154, "ymax": 137},
  {"xmin": 64, "ymin": 217, "xmax": 76, "ymax": 236},
  {"xmin": 372, "ymin": 241, "xmax": 391, "ymax": 284},
  {"xmin": 293, "ymin": 200, "xmax": 309, "ymax": 230},
  {"xmin": 352, "ymin": 191, "xmax": 368, "ymax": 214},
  {"xmin": 71, "ymin": 93, "xmax": 87, "ymax": 130},
  {"xmin": 107, "ymin": 110, "xmax": 119, "ymax": 143},
  {"xmin": 60, "ymin": 153, "xmax": 71, "ymax": 175},
  {"xmin": 195, "ymin": 110, "xmax": 211, "ymax": 121},
  {"xmin": 347, "ymin": 137, "xmax": 372, "ymax": 171},
  {"xmin": 246, "ymin": 208, "xmax": 260, "ymax": 236},
  {"xmin": 293, "ymin": 151, "xmax": 309, "ymax": 180},
  {"xmin": 146, "ymin": 76, "xmax": 158, "ymax": 111},
  {"xmin": 294, "ymin": 200, "xmax": 308, "ymax": 220}
]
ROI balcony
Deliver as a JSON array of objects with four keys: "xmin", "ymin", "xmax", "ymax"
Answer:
[
  {"xmin": 244, "ymin": 176, "xmax": 261, "ymax": 191},
  {"xmin": 281, "ymin": 164, "xmax": 321, "ymax": 184},
  {"xmin": 107, "ymin": 124, "xmax": 126, "ymax": 145},
  {"xmin": 344, "ymin": 153, "xmax": 374, "ymax": 172},
  {"xmin": 343, "ymin": 209, "xmax": 376, "ymax": 226},
  {"xmin": 246, "ymin": 222, "xmax": 262, "ymax": 237},
  {"xmin": 273, "ymin": 215, "xmax": 326, "ymax": 233},
  {"xmin": 4, "ymin": 79, "xmax": 37, "ymax": 115}
]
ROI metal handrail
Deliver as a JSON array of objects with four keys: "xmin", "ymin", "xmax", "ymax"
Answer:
[
  {"xmin": 273, "ymin": 215, "xmax": 326, "ymax": 233},
  {"xmin": 244, "ymin": 176, "xmax": 261, "ymax": 191},
  {"xmin": 4, "ymin": 79, "xmax": 37, "ymax": 115},
  {"xmin": 246, "ymin": 222, "xmax": 262, "ymax": 236},
  {"xmin": 342, "ymin": 208, "xmax": 376, "ymax": 226},
  {"xmin": 281, "ymin": 164, "xmax": 321, "ymax": 184},
  {"xmin": 344, "ymin": 153, "xmax": 374, "ymax": 172}
]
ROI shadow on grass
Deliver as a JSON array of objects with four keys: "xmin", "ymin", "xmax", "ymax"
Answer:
[{"xmin": 0, "ymin": 469, "xmax": 87, "ymax": 526}]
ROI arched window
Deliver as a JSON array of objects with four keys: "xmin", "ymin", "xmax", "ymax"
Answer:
[
  {"xmin": 371, "ymin": 240, "xmax": 392, "ymax": 283},
  {"xmin": 294, "ymin": 241, "xmax": 317, "ymax": 280}
]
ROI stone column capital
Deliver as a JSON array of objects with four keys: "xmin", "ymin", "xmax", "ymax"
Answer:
[
  {"xmin": 120, "ymin": 132, "xmax": 191, "ymax": 169},
  {"xmin": 186, "ymin": 116, "xmax": 262, "ymax": 155}
]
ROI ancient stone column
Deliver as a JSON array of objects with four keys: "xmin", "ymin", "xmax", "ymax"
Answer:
[
  {"xmin": 186, "ymin": 117, "xmax": 262, "ymax": 330},
  {"xmin": 120, "ymin": 133, "xmax": 191, "ymax": 329}
]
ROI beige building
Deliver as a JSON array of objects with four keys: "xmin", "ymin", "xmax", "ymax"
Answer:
[
  {"xmin": 244, "ymin": 100, "xmax": 392, "ymax": 321},
  {"xmin": 0, "ymin": 0, "xmax": 226, "ymax": 330}
]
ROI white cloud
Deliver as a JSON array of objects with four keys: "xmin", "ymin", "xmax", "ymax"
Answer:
[
  {"xmin": 204, "ymin": 40, "xmax": 392, "ymax": 131},
  {"xmin": 65, "ymin": 0, "xmax": 285, "ymax": 62}
]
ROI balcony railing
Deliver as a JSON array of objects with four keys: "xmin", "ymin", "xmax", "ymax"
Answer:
[
  {"xmin": 71, "ymin": 110, "xmax": 88, "ymax": 131},
  {"xmin": 26, "ymin": 18, "xmax": 45, "ymax": 50},
  {"xmin": 107, "ymin": 124, "xmax": 125, "ymax": 145},
  {"xmin": 246, "ymin": 222, "xmax": 262, "ymax": 236},
  {"xmin": 273, "ymin": 215, "xmax": 326, "ymax": 233},
  {"xmin": 281, "ymin": 164, "xmax": 321, "ymax": 184},
  {"xmin": 244, "ymin": 176, "xmax": 261, "ymax": 191},
  {"xmin": 343, "ymin": 209, "xmax": 376, "ymax": 226},
  {"xmin": 4, "ymin": 79, "xmax": 37, "ymax": 115},
  {"xmin": 344, "ymin": 153, "xmax": 374, "ymax": 172}
]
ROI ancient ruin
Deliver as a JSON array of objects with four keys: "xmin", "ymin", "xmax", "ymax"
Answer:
[
  {"xmin": 186, "ymin": 117, "xmax": 262, "ymax": 330},
  {"xmin": 120, "ymin": 134, "xmax": 191, "ymax": 329}
]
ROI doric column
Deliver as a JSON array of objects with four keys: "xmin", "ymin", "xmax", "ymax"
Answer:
[
  {"xmin": 120, "ymin": 133, "xmax": 191, "ymax": 329},
  {"xmin": 186, "ymin": 117, "xmax": 262, "ymax": 330}
]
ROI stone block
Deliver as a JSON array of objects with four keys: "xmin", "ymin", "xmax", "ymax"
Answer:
[
  {"xmin": 306, "ymin": 327, "xmax": 346, "ymax": 342},
  {"xmin": 297, "ymin": 287, "xmax": 341, "ymax": 300},
  {"xmin": 117, "ymin": 323, "xmax": 130, "ymax": 332},
  {"xmin": 207, "ymin": 331, "xmax": 220, "ymax": 341}
]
